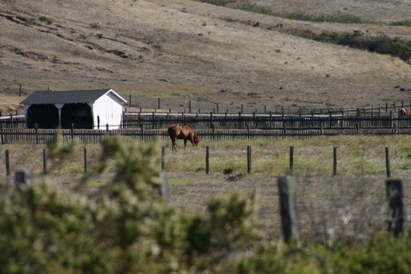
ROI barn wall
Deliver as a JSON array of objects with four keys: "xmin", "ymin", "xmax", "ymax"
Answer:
[{"xmin": 93, "ymin": 92, "xmax": 124, "ymax": 129}]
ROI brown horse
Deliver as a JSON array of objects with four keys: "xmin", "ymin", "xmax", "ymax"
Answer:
[
  {"xmin": 168, "ymin": 124, "xmax": 200, "ymax": 151},
  {"xmin": 401, "ymin": 108, "xmax": 411, "ymax": 117}
]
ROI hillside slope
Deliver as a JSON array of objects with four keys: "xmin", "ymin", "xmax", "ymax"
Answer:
[{"xmin": 0, "ymin": 0, "xmax": 410, "ymax": 113}]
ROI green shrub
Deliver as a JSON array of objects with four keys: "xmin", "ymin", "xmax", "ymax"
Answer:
[
  {"xmin": 390, "ymin": 20, "xmax": 411, "ymax": 27},
  {"xmin": 196, "ymin": 0, "xmax": 231, "ymax": 6},
  {"xmin": 0, "ymin": 136, "xmax": 259, "ymax": 273},
  {"xmin": 4, "ymin": 135, "xmax": 411, "ymax": 273},
  {"xmin": 283, "ymin": 11, "xmax": 363, "ymax": 23},
  {"xmin": 38, "ymin": 16, "xmax": 52, "ymax": 25},
  {"xmin": 90, "ymin": 23, "xmax": 101, "ymax": 29},
  {"xmin": 298, "ymin": 30, "xmax": 411, "ymax": 62},
  {"xmin": 330, "ymin": 235, "xmax": 411, "ymax": 273}
]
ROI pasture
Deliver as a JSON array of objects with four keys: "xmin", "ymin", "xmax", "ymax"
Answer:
[{"xmin": 1, "ymin": 134, "xmax": 411, "ymax": 242}]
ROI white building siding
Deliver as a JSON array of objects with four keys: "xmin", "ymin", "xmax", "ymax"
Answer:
[{"xmin": 93, "ymin": 91, "xmax": 124, "ymax": 129}]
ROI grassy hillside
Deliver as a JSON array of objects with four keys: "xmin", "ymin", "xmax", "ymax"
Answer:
[{"xmin": 0, "ymin": 0, "xmax": 411, "ymax": 114}]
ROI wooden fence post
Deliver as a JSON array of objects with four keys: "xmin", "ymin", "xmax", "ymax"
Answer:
[
  {"xmin": 160, "ymin": 172, "xmax": 169, "ymax": 202},
  {"xmin": 1, "ymin": 123, "xmax": 4, "ymax": 144},
  {"xmin": 35, "ymin": 123, "xmax": 39, "ymax": 144},
  {"xmin": 385, "ymin": 147, "xmax": 391, "ymax": 178},
  {"xmin": 283, "ymin": 121, "xmax": 287, "ymax": 135},
  {"xmin": 278, "ymin": 176, "xmax": 301, "ymax": 243},
  {"xmin": 386, "ymin": 179, "xmax": 404, "ymax": 236},
  {"xmin": 247, "ymin": 145, "xmax": 251, "ymax": 174},
  {"xmin": 161, "ymin": 147, "xmax": 165, "ymax": 172},
  {"xmin": 211, "ymin": 123, "xmax": 215, "ymax": 140},
  {"xmin": 329, "ymin": 112, "xmax": 332, "ymax": 128},
  {"xmin": 15, "ymin": 170, "xmax": 31, "ymax": 190},
  {"xmin": 333, "ymin": 147, "xmax": 337, "ymax": 176},
  {"xmin": 206, "ymin": 146, "xmax": 209, "ymax": 174},
  {"xmin": 43, "ymin": 148, "xmax": 47, "ymax": 175},
  {"xmin": 5, "ymin": 149, "xmax": 10, "ymax": 176},
  {"xmin": 140, "ymin": 124, "xmax": 144, "ymax": 140},
  {"xmin": 269, "ymin": 110, "xmax": 273, "ymax": 128},
  {"xmin": 289, "ymin": 146, "xmax": 294, "ymax": 174},
  {"xmin": 84, "ymin": 147, "xmax": 87, "ymax": 173},
  {"xmin": 71, "ymin": 123, "xmax": 74, "ymax": 140}
]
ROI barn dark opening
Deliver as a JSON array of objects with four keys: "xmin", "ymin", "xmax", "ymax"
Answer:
[
  {"xmin": 27, "ymin": 104, "xmax": 59, "ymax": 128},
  {"xmin": 61, "ymin": 103, "xmax": 93, "ymax": 129}
]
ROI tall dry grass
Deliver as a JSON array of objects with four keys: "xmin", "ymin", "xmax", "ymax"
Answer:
[
  {"xmin": 1, "ymin": 135, "xmax": 410, "ymax": 242},
  {"xmin": 0, "ymin": 135, "xmax": 411, "ymax": 177}
]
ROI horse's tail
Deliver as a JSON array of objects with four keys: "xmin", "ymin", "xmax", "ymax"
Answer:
[{"xmin": 168, "ymin": 126, "xmax": 175, "ymax": 139}]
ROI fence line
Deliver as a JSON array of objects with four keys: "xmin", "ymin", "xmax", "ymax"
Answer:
[
  {"xmin": 125, "ymin": 97, "xmax": 411, "ymax": 116},
  {"xmin": 2, "ymin": 100, "xmax": 411, "ymax": 130},
  {"xmin": 1, "ymin": 126, "xmax": 411, "ymax": 145},
  {"xmin": 1, "ymin": 144, "xmax": 394, "ymax": 178},
  {"xmin": 123, "ymin": 111, "xmax": 411, "ymax": 130}
]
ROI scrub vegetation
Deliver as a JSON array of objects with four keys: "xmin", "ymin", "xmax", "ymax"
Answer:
[{"xmin": 1, "ymin": 135, "xmax": 411, "ymax": 273}]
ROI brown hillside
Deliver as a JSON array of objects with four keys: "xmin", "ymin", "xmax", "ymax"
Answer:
[{"xmin": 0, "ymin": 0, "xmax": 410, "ymax": 113}]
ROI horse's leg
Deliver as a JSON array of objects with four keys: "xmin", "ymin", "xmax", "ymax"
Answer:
[
  {"xmin": 172, "ymin": 138, "xmax": 177, "ymax": 151},
  {"xmin": 184, "ymin": 138, "xmax": 188, "ymax": 150},
  {"xmin": 189, "ymin": 136, "xmax": 195, "ymax": 147}
]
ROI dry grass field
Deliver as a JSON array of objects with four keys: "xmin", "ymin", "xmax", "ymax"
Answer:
[{"xmin": 1, "ymin": 134, "xmax": 411, "ymax": 241}]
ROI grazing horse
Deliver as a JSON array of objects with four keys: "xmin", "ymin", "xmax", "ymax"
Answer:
[
  {"xmin": 400, "ymin": 108, "xmax": 411, "ymax": 117},
  {"xmin": 168, "ymin": 125, "xmax": 200, "ymax": 151}
]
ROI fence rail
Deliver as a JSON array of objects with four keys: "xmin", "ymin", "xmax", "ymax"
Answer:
[
  {"xmin": 124, "ymin": 111, "xmax": 408, "ymax": 130},
  {"xmin": 1, "ymin": 125, "xmax": 411, "ymax": 144},
  {"xmin": 2, "ymin": 103, "xmax": 411, "ymax": 144}
]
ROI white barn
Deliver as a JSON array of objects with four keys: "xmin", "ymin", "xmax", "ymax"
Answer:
[{"xmin": 20, "ymin": 89, "xmax": 127, "ymax": 129}]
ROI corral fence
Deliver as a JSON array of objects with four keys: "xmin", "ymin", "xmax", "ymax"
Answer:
[
  {"xmin": 3, "ymin": 119, "xmax": 411, "ymax": 145},
  {"xmin": 124, "ymin": 109, "xmax": 409, "ymax": 130},
  {"xmin": 2, "ymin": 100, "xmax": 411, "ymax": 144},
  {"xmin": 2, "ymin": 100, "xmax": 411, "ymax": 130},
  {"xmin": 2, "ymin": 125, "xmax": 411, "ymax": 144},
  {"xmin": 123, "ymin": 100, "xmax": 411, "ymax": 130}
]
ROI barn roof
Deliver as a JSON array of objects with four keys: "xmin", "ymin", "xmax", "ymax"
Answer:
[{"xmin": 20, "ymin": 89, "xmax": 127, "ymax": 105}]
